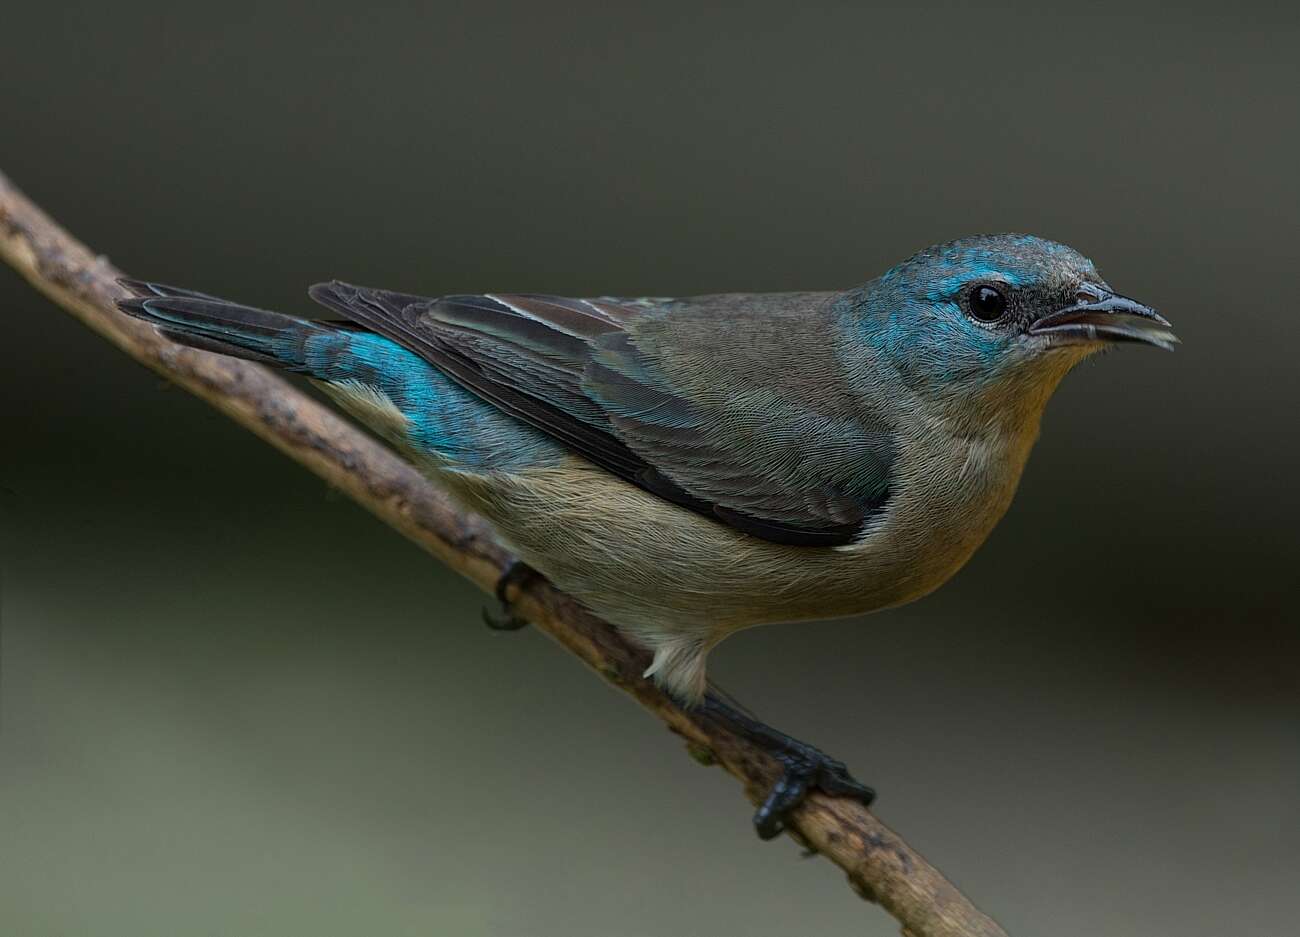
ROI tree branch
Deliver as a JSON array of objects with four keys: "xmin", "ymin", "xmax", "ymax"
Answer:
[{"xmin": 0, "ymin": 169, "xmax": 1009, "ymax": 937}]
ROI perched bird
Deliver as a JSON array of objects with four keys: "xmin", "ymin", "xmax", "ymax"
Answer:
[{"xmin": 118, "ymin": 234, "xmax": 1176, "ymax": 837}]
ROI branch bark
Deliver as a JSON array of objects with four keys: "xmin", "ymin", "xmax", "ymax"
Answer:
[{"xmin": 1, "ymin": 169, "xmax": 1009, "ymax": 937}]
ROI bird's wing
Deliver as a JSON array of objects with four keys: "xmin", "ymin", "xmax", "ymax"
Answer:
[{"xmin": 308, "ymin": 282, "xmax": 895, "ymax": 546}]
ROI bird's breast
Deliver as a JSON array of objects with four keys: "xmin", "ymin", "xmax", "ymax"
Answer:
[{"xmin": 836, "ymin": 423, "xmax": 1035, "ymax": 604}]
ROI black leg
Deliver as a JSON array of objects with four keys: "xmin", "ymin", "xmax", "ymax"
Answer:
[
  {"xmin": 481, "ymin": 559, "xmax": 540, "ymax": 632},
  {"xmin": 700, "ymin": 693, "xmax": 875, "ymax": 840}
]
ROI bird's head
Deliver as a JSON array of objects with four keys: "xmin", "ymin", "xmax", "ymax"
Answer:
[{"xmin": 842, "ymin": 233, "xmax": 1176, "ymax": 427}]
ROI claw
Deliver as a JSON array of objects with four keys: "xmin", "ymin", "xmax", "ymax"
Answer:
[
  {"xmin": 482, "ymin": 559, "xmax": 540, "ymax": 632},
  {"xmin": 753, "ymin": 748, "xmax": 876, "ymax": 839},
  {"xmin": 701, "ymin": 693, "xmax": 875, "ymax": 839},
  {"xmin": 481, "ymin": 607, "xmax": 530, "ymax": 631}
]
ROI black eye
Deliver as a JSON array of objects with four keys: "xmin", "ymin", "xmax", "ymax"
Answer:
[{"xmin": 967, "ymin": 285, "xmax": 1008, "ymax": 322}]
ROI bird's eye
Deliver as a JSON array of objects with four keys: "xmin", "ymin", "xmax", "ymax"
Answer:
[{"xmin": 967, "ymin": 285, "xmax": 1008, "ymax": 322}]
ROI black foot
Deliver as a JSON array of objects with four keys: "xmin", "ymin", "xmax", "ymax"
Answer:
[
  {"xmin": 701, "ymin": 694, "xmax": 875, "ymax": 840},
  {"xmin": 481, "ymin": 560, "xmax": 539, "ymax": 632}
]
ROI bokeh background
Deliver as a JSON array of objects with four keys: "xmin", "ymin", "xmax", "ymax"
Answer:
[{"xmin": 2, "ymin": 2, "xmax": 1297, "ymax": 935}]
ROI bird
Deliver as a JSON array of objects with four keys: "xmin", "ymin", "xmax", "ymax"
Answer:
[{"xmin": 117, "ymin": 233, "xmax": 1176, "ymax": 838}]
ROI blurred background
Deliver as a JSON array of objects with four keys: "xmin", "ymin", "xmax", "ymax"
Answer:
[{"xmin": 2, "ymin": 2, "xmax": 1297, "ymax": 935}]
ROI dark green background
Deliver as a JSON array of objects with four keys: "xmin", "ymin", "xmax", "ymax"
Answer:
[{"xmin": 2, "ymin": 2, "xmax": 1296, "ymax": 935}]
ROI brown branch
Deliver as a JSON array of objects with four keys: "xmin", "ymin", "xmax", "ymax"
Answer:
[{"xmin": 0, "ymin": 168, "xmax": 1009, "ymax": 937}]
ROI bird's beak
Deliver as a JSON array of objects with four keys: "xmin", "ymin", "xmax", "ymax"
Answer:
[{"xmin": 1028, "ymin": 287, "xmax": 1178, "ymax": 351}]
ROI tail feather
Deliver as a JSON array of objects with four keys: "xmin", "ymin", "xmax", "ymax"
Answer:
[
  {"xmin": 117, "ymin": 278, "xmax": 228, "ymax": 303},
  {"xmin": 115, "ymin": 279, "xmax": 569, "ymax": 473},
  {"xmin": 116, "ymin": 279, "xmax": 333, "ymax": 372}
]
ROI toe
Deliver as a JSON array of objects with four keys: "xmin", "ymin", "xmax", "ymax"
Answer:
[
  {"xmin": 814, "ymin": 759, "xmax": 876, "ymax": 804},
  {"xmin": 481, "ymin": 607, "xmax": 529, "ymax": 631},
  {"xmin": 753, "ymin": 759, "xmax": 812, "ymax": 840}
]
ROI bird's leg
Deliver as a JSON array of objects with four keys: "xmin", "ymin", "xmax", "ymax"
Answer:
[
  {"xmin": 481, "ymin": 559, "xmax": 540, "ymax": 632},
  {"xmin": 699, "ymin": 692, "xmax": 876, "ymax": 840}
]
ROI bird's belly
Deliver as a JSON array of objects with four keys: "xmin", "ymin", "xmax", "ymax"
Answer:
[{"xmin": 440, "ymin": 448, "xmax": 1022, "ymax": 643}]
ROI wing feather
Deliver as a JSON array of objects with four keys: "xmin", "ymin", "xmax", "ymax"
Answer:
[{"xmin": 308, "ymin": 281, "xmax": 893, "ymax": 545}]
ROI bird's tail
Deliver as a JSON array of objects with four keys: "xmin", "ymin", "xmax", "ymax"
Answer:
[
  {"xmin": 115, "ymin": 279, "xmax": 342, "ymax": 373},
  {"xmin": 115, "ymin": 278, "xmax": 567, "ymax": 473}
]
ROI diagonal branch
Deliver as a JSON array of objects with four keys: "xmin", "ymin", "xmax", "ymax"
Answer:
[{"xmin": 0, "ymin": 169, "xmax": 1009, "ymax": 937}]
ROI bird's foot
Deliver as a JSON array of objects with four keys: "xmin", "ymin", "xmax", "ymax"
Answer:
[
  {"xmin": 701, "ymin": 694, "xmax": 875, "ymax": 840},
  {"xmin": 750, "ymin": 736, "xmax": 876, "ymax": 841},
  {"xmin": 481, "ymin": 559, "xmax": 539, "ymax": 632}
]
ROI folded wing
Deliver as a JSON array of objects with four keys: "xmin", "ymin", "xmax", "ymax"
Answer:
[{"xmin": 309, "ymin": 282, "xmax": 894, "ymax": 546}]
